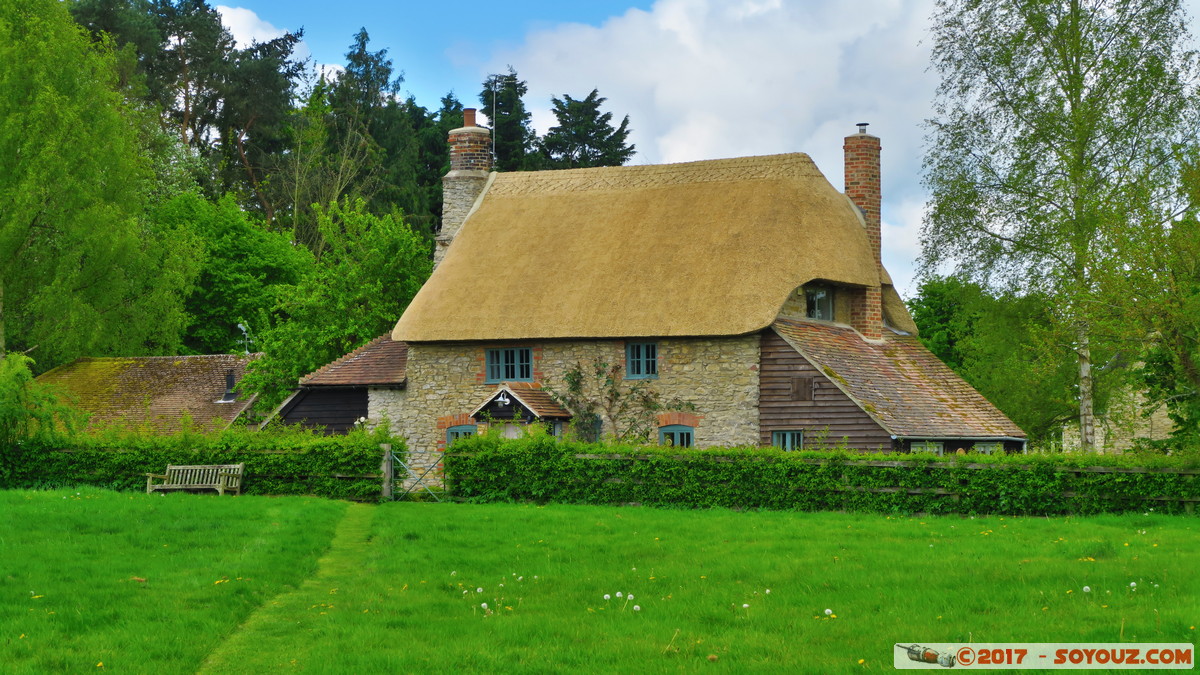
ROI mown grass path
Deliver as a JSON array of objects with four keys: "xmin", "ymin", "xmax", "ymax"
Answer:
[{"xmin": 198, "ymin": 502, "xmax": 377, "ymax": 673}]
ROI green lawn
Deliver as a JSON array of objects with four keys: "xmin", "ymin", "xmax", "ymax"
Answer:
[{"xmin": 2, "ymin": 490, "xmax": 1197, "ymax": 673}]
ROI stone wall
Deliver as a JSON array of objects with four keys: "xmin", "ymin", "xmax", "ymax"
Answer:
[{"xmin": 369, "ymin": 335, "xmax": 762, "ymax": 484}]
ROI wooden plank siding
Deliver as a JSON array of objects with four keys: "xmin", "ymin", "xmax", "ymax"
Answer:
[
  {"xmin": 280, "ymin": 388, "xmax": 368, "ymax": 434},
  {"xmin": 758, "ymin": 329, "xmax": 894, "ymax": 451}
]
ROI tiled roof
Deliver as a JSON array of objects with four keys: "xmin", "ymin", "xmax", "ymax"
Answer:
[
  {"xmin": 300, "ymin": 335, "xmax": 407, "ymax": 387},
  {"xmin": 470, "ymin": 382, "xmax": 572, "ymax": 419},
  {"xmin": 505, "ymin": 382, "xmax": 572, "ymax": 418},
  {"xmin": 772, "ymin": 319, "xmax": 1026, "ymax": 439},
  {"xmin": 36, "ymin": 354, "xmax": 257, "ymax": 433}
]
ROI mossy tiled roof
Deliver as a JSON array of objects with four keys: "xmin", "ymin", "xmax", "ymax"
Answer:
[
  {"xmin": 772, "ymin": 319, "xmax": 1025, "ymax": 440},
  {"xmin": 36, "ymin": 354, "xmax": 257, "ymax": 433}
]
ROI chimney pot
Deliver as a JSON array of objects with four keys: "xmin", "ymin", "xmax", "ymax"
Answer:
[{"xmin": 463, "ymin": 108, "xmax": 477, "ymax": 128}]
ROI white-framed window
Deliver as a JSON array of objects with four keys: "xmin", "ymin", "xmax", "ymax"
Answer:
[
  {"xmin": 973, "ymin": 442, "xmax": 1002, "ymax": 455},
  {"xmin": 772, "ymin": 430, "xmax": 804, "ymax": 451},
  {"xmin": 910, "ymin": 440, "xmax": 944, "ymax": 455}
]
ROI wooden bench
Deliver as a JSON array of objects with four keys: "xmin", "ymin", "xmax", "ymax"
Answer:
[{"xmin": 145, "ymin": 464, "xmax": 244, "ymax": 496}]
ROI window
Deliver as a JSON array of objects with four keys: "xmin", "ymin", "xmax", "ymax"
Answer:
[
  {"xmin": 973, "ymin": 442, "xmax": 1002, "ymax": 455},
  {"xmin": 626, "ymin": 342, "xmax": 658, "ymax": 379},
  {"xmin": 772, "ymin": 430, "xmax": 804, "ymax": 451},
  {"xmin": 659, "ymin": 425, "xmax": 694, "ymax": 448},
  {"xmin": 805, "ymin": 284, "xmax": 834, "ymax": 321},
  {"xmin": 486, "ymin": 348, "xmax": 532, "ymax": 383},
  {"xmin": 910, "ymin": 440, "xmax": 944, "ymax": 455},
  {"xmin": 446, "ymin": 425, "xmax": 477, "ymax": 446}
]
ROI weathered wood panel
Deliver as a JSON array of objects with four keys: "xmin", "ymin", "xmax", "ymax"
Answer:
[
  {"xmin": 281, "ymin": 388, "xmax": 368, "ymax": 435},
  {"xmin": 758, "ymin": 330, "xmax": 894, "ymax": 451}
]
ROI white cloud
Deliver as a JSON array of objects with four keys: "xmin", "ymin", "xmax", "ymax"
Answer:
[
  {"xmin": 216, "ymin": 5, "xmax": 322, "ymax": 66},
  {"xmin": 489, "ymin": 0, "xmax": 937, "ymax": 296}
]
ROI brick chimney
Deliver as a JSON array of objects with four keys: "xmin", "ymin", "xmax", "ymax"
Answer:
[
  {"xmin": 436, "ymin": 108, "xmax": 492, "ymax": 268},
  {"xmin": 844, "ymin": 123, "xmax": 882, "ymax": 341}
]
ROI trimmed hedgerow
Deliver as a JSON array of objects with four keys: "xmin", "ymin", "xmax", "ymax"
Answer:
[
  {"xmin": 1, "ymin": 425, "xmax": 400, "ymax": 501},
  {"xmin": 444, "ymin": 434, "xmax": 1200, "ymax": 515}
]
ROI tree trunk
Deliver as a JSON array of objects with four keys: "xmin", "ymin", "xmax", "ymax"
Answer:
[{"xmin": 1078, "ymin": 328, "xmax": 1095, "ymax": 452}]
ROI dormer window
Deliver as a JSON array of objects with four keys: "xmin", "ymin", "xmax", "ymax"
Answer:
[{"xmin": 805, "ymin": 284, "xmax": 834, "ymax": 321}]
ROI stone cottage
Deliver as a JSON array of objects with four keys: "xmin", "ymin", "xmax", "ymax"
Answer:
[{"xmin": 349, "ymin": 110, "xmax": 1026, "ymax": 470}]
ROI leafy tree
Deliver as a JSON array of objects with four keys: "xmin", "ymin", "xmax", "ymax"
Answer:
[
  {"xmin": 0, "ymin": 354, "xmax": 83, "ymax": 452},
  {"xmin": 72, "ymin": 0, "xmax": 305, "ymax": 211},
  {"xmin": 538, "ymin": 89, "xmax": 635, "ymax": 169},
  {"xmin": 153, "ymin": 194, "xmax": 311, "ymax": 355},
  {"xmin": 1, "ymin": 0, "xmax": 202, "ymax": 368},
  {"xmin": 1107, "ymin": 210, "xmax": 1200, "ymax": 443},
  {"xmin": 242, "ymin": 200, "xmax": 432, "ymax": 407},
  {"xmin": 922, "ymin": 0, "xmax": 1200, "ymax": 450},
  {"xmin": 909, "ymin": 276, "xmax": 1120, "ymax": 444},
  {"xmin": 480, "ymin": 67, "xmax": 537, "ymax": 171},
  {"xmin": 275, "ymin": 74, "xmax": 382, "ymax": 250}
]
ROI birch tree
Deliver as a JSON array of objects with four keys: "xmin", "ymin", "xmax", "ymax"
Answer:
[{"xmin": 922, "ymin": 0, "xmax": 1200, "ymax": 450}]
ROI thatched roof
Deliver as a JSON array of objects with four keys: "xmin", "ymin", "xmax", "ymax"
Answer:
[
  {"xmin": 300, "ymin": 334, "xmax": 407, "ymax": 388},
  {"xmin": 772, "ymin": 319, "xmax": 1025, "ymax": 440},
  {"xmin": 394, "ymin": 153, "xmax": 893, "ymax": 342},
  {"xmin": 36, "ymin": 354, "xmax": 257, "ymax": 433}
]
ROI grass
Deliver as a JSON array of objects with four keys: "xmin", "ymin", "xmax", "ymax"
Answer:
[
  {"xmin": 2, "ymin": 490, "xmax": 1197, "ymax": 673},
  {"xmin": 0, "ymin": 488, "xmax": 347, "ymax": 674}
]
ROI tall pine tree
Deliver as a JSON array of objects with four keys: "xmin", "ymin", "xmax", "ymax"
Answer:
[
  {"xmin": 479, "ymin": 67, "xmax": 537, "ymax": 171},
  {"xmin": 538, "ymin": 89, "xmax": 634, "ymax": 169}
]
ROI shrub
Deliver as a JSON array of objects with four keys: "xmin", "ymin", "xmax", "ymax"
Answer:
[
  {"xmin": 445, "ymin": 435, "xmax": 1200, "ymax": 515},
  {"xmin": 1, "ymin": 423, "xmax": 401, "ymax": 501}
]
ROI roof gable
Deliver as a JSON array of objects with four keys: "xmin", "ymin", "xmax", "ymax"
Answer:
[
  {"xmin": 470, "ymin": 382, "xmax": 571, "ymax": 420},
  {"xmin": 36, "ymin": 354, "xmax": 257, "ymax": 433},
  {"xmin": 771, "ymin": 319, "xmax": 1025, "ymax": 440},
  {"xmin": 395, "ymin": 154, "xmax": 881, "ymax": 342}
]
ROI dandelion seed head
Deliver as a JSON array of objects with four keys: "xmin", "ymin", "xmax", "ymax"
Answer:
[
  {"xmin": 764, "ymin": 589, "xmax": 770, "ymax": 594},
  {"xmin": 1083, "ymin": 586, "xmax": 1091, "ymax": 592},
  {"xmin": 824, "ymin": 608, "xmax": 833, "ymax": 615},
  {"xmin": 628, "ymin": 594, "xmax": 634, "ymax": 600},
  {"xmin": 1130, "ymin": 582, "xmax": 1137, "ymax": 588},
  {"xmin": 633, "ymin": 605, "xmax": 641, "ymax": 611},
  {"xmin": 743, "ymin": 603, "xmax": 749, "ymax": 608},
  {"xmin": 481, "ymin": 602, "xmax": 488, "ymax": 609},
  {"xmin": 616, "ymin": 592, "xmax": 623, "ymax": 598},
  {"xmin": 603, "ymin": 594, "xmax": 611, "ymax": 600},
  {"xmin": 476, "ymin": 588, "xmax": 483, "ymax": 593}
]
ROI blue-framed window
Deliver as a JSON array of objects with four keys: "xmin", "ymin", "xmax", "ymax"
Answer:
[
  {"xmin": 772, "ymin": 430, "xmax": 804, "ymax": 451},
  {"xmin": 485, "ymin": 347, "xmax": 532, "ymax": 383},
  {"xmin": 446, "ymin": 424, "xmax": 477, "ymax": 446},
  {"xmin": 626, "ymin": 342, "xmax": 658, "ymax": 379},
  {"xmin": 659, "ymin": 425, "xmax": 694, "ymax": 448}
]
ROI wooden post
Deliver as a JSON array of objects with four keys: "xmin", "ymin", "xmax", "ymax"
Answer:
[{"xmin": 381, "ymin": 443, "xmax": 394, "ymax": 500}]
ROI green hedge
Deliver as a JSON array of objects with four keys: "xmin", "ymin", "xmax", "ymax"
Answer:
[
  {"xmin": 0, "ymin": 426, "xmax": 401, "ymax": 501},
  {"xmin": 444, "ymin": 435, "xmax": 1200, "ymax": 515}
]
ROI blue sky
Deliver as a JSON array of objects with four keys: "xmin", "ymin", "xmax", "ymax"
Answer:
[{"xmin": 210, "ymin": 0, "xmax": 973, "ymax": 295}]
